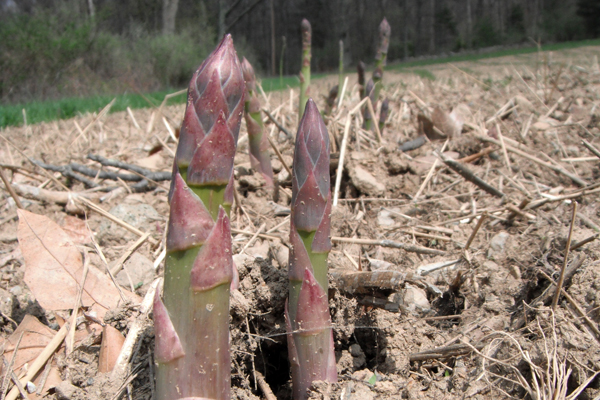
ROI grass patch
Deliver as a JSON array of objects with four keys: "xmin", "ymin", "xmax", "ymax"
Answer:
[
  {"xmin": 2, "ymin": 38, "xmax": 600, "ymax": 129},
  {"xmin": 388, "ymin": 38, "xmax": 600, "ymax": 70},
  {"xmin": 0, "ymin": 73, "xmax": 330, "ymax": 129},
  {"xmin": 0, "ymin": 89, "xmax": 187, "ymax": 128},
  {"xmin": 410, "ymin": 69, "xmax": 436, "ymax": 81}
]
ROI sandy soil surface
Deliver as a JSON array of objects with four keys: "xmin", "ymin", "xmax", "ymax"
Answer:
[{"xmin": 1, "ymin": 45, "xmax": 600, "ymax": 399}]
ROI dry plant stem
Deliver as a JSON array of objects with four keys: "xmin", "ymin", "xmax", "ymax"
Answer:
[
  {"xmin": 413, "ymin": 140, "xmax": 449, "ymax": 202},
  {"xmin": 0, "ymin": 168, "xmax": 23, "ymax": 209},
  {"xmin": 366, "ymin": 97, "xmax": 382, "ymax": 142},
  {"xmin": 582, "ymin": 139, "xmax": 600, "ymax": 160},
  {"xmin": 570, "ymin": 233, "xmax": 598, "ymax": 251},
  {"xmin": 76, "ymin": 197, "xmax": 158, "ymax": 246},
  {"xmin": 109, "ymin": 232, "xmax": 151, "ymax": 276},
  {"xmin": 464, "ymin": 212, "xmax": 487, "ymax": 251},
  {"xmin": 552, "ymin": 202, "xmax": 577, "ymax": 310},
  {"xmin": 438, "ymin": 152, "xmax": 505, "ymax": 198},
  {"xmin": 67, "ymin": 252, "xmax": 90, "ymax": 355},
  {"xmin": 477, "ymin": 135, "xmax": 588, "ymax": 186},
  {"xmin": 1, "ymin": 332, "xmax": 23, "ymax": 399},
  {"xmin": 255, "ymin": 371, "xmax": 277, "ymax": 400},
  {"xmin": 538, "ymin": 270, "xmax": 600, "ymax": 340},
  {"xmin": 5, "ymin": 323, "xmax": 69, "ymax": 400},
  {"xmin": 333, "ymin": 115, "xmax": 352, "ymax": 207},
  {"xmin": 265, "ymin": 134, "xmax": 292, "ymax": 176},
  {"xmin": 338, "ymin": 76, "xmax": 349, "ymax": 110},
  {"xmin": 263, "ymin": 108, "xmax": 292, "ymax": 138},
  {"xmin": 112, "ymin": 278, "xmax": 159, "ymax": 382},
  {"xmin": 332, "ymin": 237, "xmax": 446, "ymax": 256}
]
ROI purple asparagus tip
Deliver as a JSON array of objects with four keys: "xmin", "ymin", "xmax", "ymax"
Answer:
[
  {"xmin": 175, "ymin": 34, "xmax": 245, "ymax": 181},
  {"xmin": 292, "ymin": 99, "xmax": 330, "ymax": 233}
]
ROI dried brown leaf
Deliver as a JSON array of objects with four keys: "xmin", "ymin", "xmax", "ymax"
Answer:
[
  {"xmin": 17, "ymin": 210, "xmax": 138, "ymax": 318},
  {"xmin": 98, "ymin": 325, "xmax": 125, "ymax": 373}
]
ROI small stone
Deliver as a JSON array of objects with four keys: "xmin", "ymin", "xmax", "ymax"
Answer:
[
  {"xmin": 349, "ymin": 344, "xmax": 366, "ymax": 369},
  {"xmin": 98, "ymin": 203, "xmax": 160, "ymax": 242},
  {"xmin": 377, "ymin": 209, "xmax": 395, "ymax": 227},
  {"xmin": 514, "ymin": 95, "xmax": 534, "ymax": 113},
  {"xmin": 0, "ymin": 288, "xmax": 15, "ymax": 319},
  {"xmin": 273, "ymin": 244, "xmax": 289, "ymax": 268},
  {"xmin": 488, "ymin": 231, "xmax": 510, "ymax": 258},
  {"xmin": 402, "ymin": 284, "xmax": 430, "ymax": 315},
  {"xmin": 239, "ymin": 173, "xmax": 266, "ymax": 190},
  {"xmin": 245, "ymin": 240, "xmax": 270, "ymax": 261},
  {"xmin": 115, "ymin": 253, "xmax": 155, "ymax": 290},
  {"xmin": 350, "ymin": 383, "xmax": 374, "ymax": 400},
  {"xmin": 349, "ymin": 166, "xmax": 385, "ymax": 196},
  {"xmin": 55, "ymin": 381, "xmax": 81, "ymax": 400},
  {"xmin": 8, "ymin": 285, "xmax": 21, "ymax": 296},
  {"xmin": 349, "ymin": 343, "xmax": 363, "ymax": 357}
]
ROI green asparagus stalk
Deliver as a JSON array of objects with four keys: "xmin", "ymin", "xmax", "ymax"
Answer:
[
  {"xmin": 155, "ymin": 34, "xmax": 244, "ymax": 400},
  {"xmin": 375, "ymin": 17, "xmax": 391, "ymax": 69},
  {"xmin": 299, "ymin": 18, "xmax": 312, "ymax": 117},
  {"xmin": 379, "ymin": 97, "xmax": 390, "ymax": 133},
  {"xmin": 287, "ymin": 98, "xmax": 337, "ymax": 400},
  {"xmin": 357, "ymin": 61, "xmax": 366, "ymax": 99},
  {"xmin": 363, "ymin": 77, "xmax": 375, "ymax": 130},
  {"xmin": 241, "ymin": 57, "xmax": 274, "ymax": 187},
  {"xmin": 370, "ymin": 18, "xmax": 391, "ymax": 130},
  {"xmin": 338, "ymin": 40, "xmax": 344, "ymax": 99},
  {"xmin": 324, "ymin": 85, "xmax": 339, "ymax": 116}
]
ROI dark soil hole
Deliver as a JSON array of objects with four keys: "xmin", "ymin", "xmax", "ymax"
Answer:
[
  {"xmin": 354, "ymin": 314, "xmax": 388, "ymax": 371},
  {"xmin": 254, "ymin": 340, "xmax": 291, "ymax": 399}
]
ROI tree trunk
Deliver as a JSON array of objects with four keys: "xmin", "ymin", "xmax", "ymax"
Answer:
[
  {"xmin": 271, "ymin": 0, "xmax": 276, "ymax": 76},
  {"xmin": 162, "ymin": 0, "xmax": 179, "ymax": 35},
  {"xmin": 466, "ymin": 0, "xmax": 472, "ymax": 48},
  {"xmin": 403, "ymin": 0, "xmax": 409, "ymax": 58},
  {"xmin": 429, "ymin": 0, "xmax": 435, "ymax": 54}
]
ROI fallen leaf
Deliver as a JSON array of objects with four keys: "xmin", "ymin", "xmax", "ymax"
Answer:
[
  {"xmin": 60, "ymin": 215, "xmax": 92, "ymax": 244},
  {"xmin": 432, "ymin": 107, "xmax": 461, "ymax": 138},
  {"xmin": 17, "ymin": 210, "xmax": 138, "ymax": 318},
  {"xmin": 1, "ymin": 315, "xmax": 63, "ymax": 396},
  {"xmin": 98, "ymin": 325, "xmax": 125, "ymax": 373}
]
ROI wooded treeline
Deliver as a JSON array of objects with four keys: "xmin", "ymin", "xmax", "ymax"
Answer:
[{"xmin": 1, "ymin": 0, "xmax": 599, "ymax": 102}]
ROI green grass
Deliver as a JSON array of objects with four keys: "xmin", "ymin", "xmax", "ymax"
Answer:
[
  {"xmin": 387, "ymin": 38, "xmax": 600, "ymax": 70},
  {"xmin": 2, "ymin": 38, "xmax": 600, "ymax": 129},
  {"xmin": 0, "ymin": 74, "xmax": 318, "ymax": 129},
  {"xmin": 410, "ymin": 69, "xmax": 436, "ymax": 81}
]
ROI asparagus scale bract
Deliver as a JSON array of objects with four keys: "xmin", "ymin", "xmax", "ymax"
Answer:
[
  {"xmin": 241, "ymin": 57, "xmax": 274, "ymax": 187},
  {"xmin": 155, "ymin": 34, "xmax": 244, "ymax": 400},
  {"xmin": 287, "ymin": 99, "xmax": 337, "ymax": 400}
]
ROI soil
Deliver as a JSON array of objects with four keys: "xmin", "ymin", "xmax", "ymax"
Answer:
[{"xmin": 1, "ymin": 45, "xmax": 600, "ymax": 399}]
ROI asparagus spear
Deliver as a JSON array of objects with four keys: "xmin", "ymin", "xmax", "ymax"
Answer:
[
  {"xmin": 379, "ymin": 97, "xmax": 390, "ymax": 132},
  {"xmin": 357, "ymin": 61, "xmax": 366, "ymax": 99},
  {"xmin": 155, "ymin": 34, "xmax": 244, "ymax": 400},
  {"xmin": 287, "ymin": 99, "xmax": 337, "ymax": 400},
  {"xmin": 375, "ymin": 17, "xmax": 391, "ymax": 69},
  {"xmin": 371, "ymin": 18, "xmax": 391, "ymax": 127},
  {"xmin": 241, "ymin": 57, "xmax": 274, "ymax": 187},
  {"xmin": 299, "ymin": 18, "xmax": 312, "ymax": 117}
]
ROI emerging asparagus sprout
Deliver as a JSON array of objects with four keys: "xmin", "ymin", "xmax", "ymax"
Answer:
[
  {"xmin": 155, "ymin": 34, "xmax": 244, "ymax": 400},
  {"xmin": 299, "ymin": 18, "xmax": 312, "ymax": 118},
  {"xmin": 287, "ymin": 99, "xmax": 337, "ymax": 400},
  {"xmin": 241, "ymin": 57, "xmax": 274, "ymax": 187}
]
